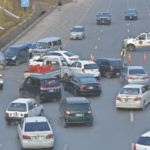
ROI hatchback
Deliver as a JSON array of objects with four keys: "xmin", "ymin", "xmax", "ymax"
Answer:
[
  {"xmin": 17, "ymin": 117, "xmax": 54, "ymax": 150},
  {"xmin": 59, "ymin": 97, "xmax": 93, "ymax": 128},
  {"xmin": 120, "ymin": 66, "xmax": 149, "ymax": 86}
]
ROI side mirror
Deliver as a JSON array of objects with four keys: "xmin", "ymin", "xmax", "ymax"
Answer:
[{"xmin": 49, "ymin": 119, "xmax": 52, "ymax": 123}]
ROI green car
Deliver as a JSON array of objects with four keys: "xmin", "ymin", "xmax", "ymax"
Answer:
[{"xmin": 59, "ymin": 97, "xmax": 93, "ymax": 128}]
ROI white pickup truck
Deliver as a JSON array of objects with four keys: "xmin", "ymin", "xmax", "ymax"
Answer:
[
  {"xmin": 23, "ymin": 57, "xmax": 71, "ymax": 81},
  {"xmin": 123, "ymin": 32, "xmax": 150, "ymax": 51}
]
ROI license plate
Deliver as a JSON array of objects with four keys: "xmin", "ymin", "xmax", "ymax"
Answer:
[
  {"xmin": 76, "ymin": 114, "xmax": 83, "ymax": 117},
  {"xmin": 116, "ymin": 73, "xmax": 120, "ymax": 76},
  {"xmin": 49, "ymin": 89, "xmax": 54, "ymax": 92},
  {"xmin": 89, "ymin": 87, "xmax": 93, "ymax": 89}
]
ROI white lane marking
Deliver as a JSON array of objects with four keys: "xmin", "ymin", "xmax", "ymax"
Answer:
[
  {"xmin": 131, "ymin": 143, "xmax": 134, "ymax": 150},
  {"xmin": 63, "ymin": 144, "xmax": 68, "ymax": 150},
  {"xmin": 148, "ymin": 9, "xmax": 149, "ymax": 12},
  {"xmin": 149, "ymin": 13, "xmax": 150, "ymax": 15},
  {"xmin": 107, "ymin": 9, "xmax": 109, "ymax": 12},
  {"xmin": 128, "ymin": 29, "xmax": 129, "ymax": 32},
  {"xmin": 95, "ymin": 46, "xmax": 98, "ymax": 49},
  {"xmin": 130, "ymin": 111, "xmax": 134, "ymax": 122},
  {"xmin": 101, "ymin": 29, "xmax": 103, "ymax": 32},
  {"xmin": 127, "ymin": 23, "xmax": 129, "ymax": 26},
  {"xmin": 0, "ymin": 144, "xmax": 2, "ymax": 149},
  {"xmin": 98, "ymin": 37, "xmax": 100, "ymax": 40}
]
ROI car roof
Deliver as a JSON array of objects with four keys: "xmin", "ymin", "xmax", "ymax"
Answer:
[
  {"xmin": 8, "ymin": 44, "xmax": 28, "ymax": 49},
  {"xmin": 141, "ymin": 131, "xmax": 150, "ymax": 137},
  {"xmin": 73, "ymin": 26, "xmax": 83, "ymax": 28},
  {"xmin": 29, "ymin": 75, "xmax": 57, "ymax": 80},
  {"xmin": 43, "ymin": 55, "xmax": 65, "ymax": 59},
  {"xmin": 96, "ymin": 58, "xmax": 121, "ymax": 61},
  {"xmin": 66, "ymin": 97, "xmax": 89, "ymax": 104},
  {"xmin": 123, "ymin": 84, "xmax": 143, "ymax": 88},
  {"xmin": 50, "ymin": 51, "xmax": 68, "ymax": 54},
  {"xmin": 37, "ymin": 37, "xmax": 61, "ymax": 43},
  {"xmin": 25, "ymin": 117, "xmax": 47, "ymax": 123},
  {"xmin": 127, "ymin": 9, "xmax": 136, "ymax": 11},
  {"xmin": 74, "ymin": 74, "xmax": 94, "ymax": 78},
  {"xmin": 12, "ymin": 98, "xmax": 33, "ymax": 103},
  {"xmin": 78, "ymin": 60, "xmax": 96, "ymax": 65},
  {"xmin": 128, "ymin": 66, "xmax": 144, "ymax": 69}
]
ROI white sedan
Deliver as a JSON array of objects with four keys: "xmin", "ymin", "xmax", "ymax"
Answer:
[
  {"xmin": 17, "ymin": 117, "xmax": 54, "ymax": 149},
  {"xmin": 116, "ymin": 84, "xmax": 150, "ymax": 110},
  {"xmin": 0, "ymin": 74, "xmax": 3, "ymax": 90},
  {"xmin": 42, "ymin": 51, "xmax": 79, "ymax": 65},
  {"xmin": 134, "ymin": 131, "xmax": 150, "ymax": 150}
]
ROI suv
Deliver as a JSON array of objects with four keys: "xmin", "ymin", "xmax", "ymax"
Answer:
[
  {"xmin": 4, "ymin": 44, "xmax": 29, "ymax": 66},
  {"xmin": 0, "ymin": 74, "xmax": 3, "ymax": 90},
  {"xmin": 95, "ymin": 58, "xmax": 124, "ymax": 78},
  {"xmin": 96, "ymin": 12, "xmax": 111, "ymax": 25},
  {"xmin": 19, "ymin": 75, "xmax": 61, "ymax": 103},
  {"xmin": 5, "ymin": 98, "xmax": 43, "ymax": 126},
  {"xmin": 59, "ymin": 97, "xmax": 93, "ymax": 128}
]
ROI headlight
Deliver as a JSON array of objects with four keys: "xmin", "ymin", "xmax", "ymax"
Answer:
[{"xmin": 12, "ymin": 56, "xmax": 16, "ymax": 60}]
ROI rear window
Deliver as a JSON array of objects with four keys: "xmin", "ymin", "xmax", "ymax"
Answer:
[
  {"xmin": 79, "ymin": 77, "xmax": 97, "ymax": 84},
  {"xmin": 64, "ymin": 52, "xmax": 75, "ymax": 57},
  {"xmin": 8, "ymin": 103, "xmax": 26, "ymax": 112},
  {"xmin": 137, "ymin": 137, "xmax": 150, "ymax": 146},
  {"xmin": 129, "ymin": 69, "xmax": 146, "ymax": 75},
  {"xmin": 25, "ymin": 122, "xmax": 50, "ymax": 132},
  {"xmin": 110, "ymin": 61, "xmax": 123, "ymax": 67},
  {"xmin": 67, "ymin": 103, "xmax": 91, "ymax": 111},
  {"xmin": 41, "ymin": 79, "xmax": 60, "ymax": 87},
  {"xmin": 84, "ymin": 64, "xmax": 98, "ymax": 69},
  {"xmin": 120, "ymin": 88, "xmax": 139, "ymax": 95}
]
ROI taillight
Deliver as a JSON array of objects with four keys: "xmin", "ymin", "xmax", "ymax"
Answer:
[
  {"xmin": 23, "ymin": 135, "xmax": 31, "ymax": 139},
  {"xmin": 110, "ymin": 66, "xmax": 113, "ymax": 71},
  {"xmin": 88, "ymin": 110, "xmax": 92, "ymax": 114},
  {"xmin": 66, "ymin": 111, "xmax": 70, "ymax": 115},
  {"xmin": 128, "ymin": 77, "xmax": 134, "ymax": 79},
  {"xmin": 96, "ymin": 84, "xmax": 101, "ymax": 87},
  {"xmin": 78, "ymin": 85, "xmax": 87, "ymax": 89},
  {"xmin": 134, "ymin": 144, "xmax": 136, "ymax": 150},
  {"xmin": 5, "ymin": 113, "xmax": 9, "ymax": 117},
  {"xmin": 143, "ymin": 76, "xmax": 148, "ymax": 79},
  {"xmin": 82, "ymin": 68, "xmax": 85, "ymax": 73},
  {"xmin": 46, "ymin": 134, "xmax": 53, "ymax": 139},
  {"xmin": 98, "ymin": 67, "xmax": 100, "ymax": 72},
  {"xmin": 40, "ymin": 86, "xmax": 46, "ymax": 90},
  {"xmin": 0, "ymin": 76, "xmax": 3, "ymax": 79},
  {"xmin": 116, "ymin": 97, "xmax": 121, "ymax": 100},
  {"xmin": 134, "ymin": 97, "xmax": 141, "ymax": 101},
  {"xmin": 24, "ymin": 114, "xmax": 28, "ymax": 118},
  {"xmin": 69, "ymin": 58, "xmax": 75, "ymax": 61}
]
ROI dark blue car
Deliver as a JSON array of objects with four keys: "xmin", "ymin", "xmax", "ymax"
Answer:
[
  {"xmin": 125, "ymin": 9, "xmax": 138, "ymax": 20},
  {"xmin": 96, "ymin": 12, "xmax": 111, "ymax": 25}
]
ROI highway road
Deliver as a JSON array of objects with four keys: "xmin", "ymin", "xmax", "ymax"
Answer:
[{"xmin": 1, "ymin": 0, "xmax": 150, "ymax": 149}]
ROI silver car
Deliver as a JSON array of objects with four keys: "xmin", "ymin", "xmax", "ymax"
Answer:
[
  {"xmin": 120, "ymin": 66, "xmax": 149, "ymax": 86},
  {"xmin": 70, "ymin": 26, "xmax": 85, "ymax": 40},
  {"xmin": 0, "ymin": 52, "xmax": 6, "ymax": 70}
]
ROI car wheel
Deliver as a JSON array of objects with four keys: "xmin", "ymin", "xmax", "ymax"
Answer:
[
  {"xmin": 63, "ymin": 83, "xmax": 67, "ymax": 91},
  {"xmin": 89, "ymin": 122, "xmax": 93, "ymax": 127},
  {"xmin": 63, "ymin": 119, "xmax": 68, "ymax": 128},
  {"xmin": 73, "ymin": 88, "xmax": 77, "ymax": 96},
  {"xmin": 141, "ymin": 101, "xmax": 145, "ymax": 111},
  {"xmin": 39, "ymin": 109, "xmax": 44, "ymax": 116},
  {"xmin": 106, "ymin": 72, "xmax": 112, "ymax": 79},
  {"xmin": 15, "ymin": 60, "xmax": 19, "ymax": 66},
  {"xmin": 36, "ymin": 95, "xmax": 42, "ymax": 104},
  {"xmin": 20, "ymin": 90, "xmax": 24, "ymax": 98},
  {"xmin": 59, "ymin": 111, "xmax": 62, "ymax": 119},
  {"xmin": 6, "ymin": 120, "xmax": 11, "ymax": 126},
  {"xmin": 127, "ymin": 44, "xmax": 135, "ymax": 51}
]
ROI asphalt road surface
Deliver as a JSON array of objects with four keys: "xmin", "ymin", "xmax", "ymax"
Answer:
[{"xmin": 1, "ymin": 0, "xmax": 150, "ymax": 149}]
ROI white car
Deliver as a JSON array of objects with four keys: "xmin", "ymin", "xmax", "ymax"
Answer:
[
  {"xmin": 134, "ymin": 131, "xmax": 150, "ymax": 150},
  {"xmin": 0, "ymin": 74, "xmax": 3, "ymax": 90},
  {"xmin": 5, "ymin": 98, "xmax": 43, "ymax": 126},
  {"xmin": 17, "ymin": 117, "xmax": 54, "ymax": 150},
  {"xmin": 69, "ymin": 61, "xmax": 100, "ymax": 79},
  {"xmin": 42, "ymin": 51, "xmax": 79, "ymax": 65},
  {"xmin": 116, "ymin": 84, "xmax": 150, "ymax": 110}
]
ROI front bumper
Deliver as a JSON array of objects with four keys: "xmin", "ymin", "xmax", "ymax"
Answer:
[
  {"xmin": 97, "ymin": 19, "xmax": 110, "ymax": 24},
  {"xmin": 70, "ymin": 35, "xmax": 82, "ymax": 39},
  {"xmin": 5, "ymin": 117, "xmax": 23, "ymax": 122},
  {"xmin": 6, "ymin": 59, "xmax": 17, "ymax": 65},
  {"xmin": 125, "ymin": 16, "xmax": 137, "ymax": 20}
]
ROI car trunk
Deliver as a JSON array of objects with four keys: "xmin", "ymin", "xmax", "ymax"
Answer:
[
  {"xmin": 84, "ymin": 64, "xmax": 98, "ymax": 74},
  {"xmin": 129, "ymin": 74, "xmax": 147, "ymax": 83},
  {"xmin": 119, "ymin": 95, "xmax": 138, "ymax": 103}
]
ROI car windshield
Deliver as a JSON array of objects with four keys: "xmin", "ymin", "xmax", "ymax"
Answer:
[
  {"xmin": 110, "ymin": 61, "xmax": 123, "ymax": 67},
  {"xmin": 120, "ymin": 88, "xmax": 139, "ymax": 95},
  {"xmin": 41, "ymin": 78, "xmax": 60, "ymax": 87},
  {"xmin": 84, "ymin": 64, "xmax": 98, "ymax": 69},
  {"xmin": 79, "ymin": 77, "xmax": 97, "ymax": 84},
  {"xmin": 25, "ymin": 122, "xmax": 50, "ymax": 132},
  {"xmin": 67, "ymin": 103, "xmax": 91, "ymax": 111},
  {"xmin": 127, "ymin": 10, "xmax": 135, "ymax": 13},
  {"xmin": 99, "ymin": 12, "xmax": 109, "ymax": 16},
  {"xmin": 137, "ymin": 137, "xmax": 150, "ymax": 146},
  {"xmin": 8, "ymin": 103, "xmax": 26, "ymax": 112},
  {"xmin": 72, "ymin": 28, "xmax": 83, "ymax": 32},
  {"xmin": 35, "ymin": 42, "xmax": 47, "ymax": 49},
  {"xmin": 129, "ymin": 69, "xmax": 146, "ymax": 75},
  {"xmin": 64, "ymin": 52, "xmax": 75, "ymax": 57},
  {"xmin": 4, "ymin": 48, "xmax": 18, "ymax": 55}
]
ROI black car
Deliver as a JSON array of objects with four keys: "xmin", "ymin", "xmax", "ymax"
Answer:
[
  {"xmin": 4, "ymin": 44, "xmax": 29, "ymax": 66},
  {"xmin": 59, "ymin": 97, "xmax": 93, "ymax": 128},
  {"xmin": 19, "ymin": 75, "xmax": 61, "ymax": 103},
  {"xmin": 95, "ymin": 58, "xmax": 124, "ymax": 79},
  {"xmin": 63, "ymin": 74, "xmax": 101, "ymax": 96},
  {"xmin": 125, "ymin": 9, "xmax": 138, "ymax": 20},
  {"xmin": 96, "ymin": 12, "xmax": 111, "ymax": 25}
]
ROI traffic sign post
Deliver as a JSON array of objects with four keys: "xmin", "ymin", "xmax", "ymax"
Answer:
[{"xmin": 21, "ymin": 0, "xmax": 29, "ymax": 17}]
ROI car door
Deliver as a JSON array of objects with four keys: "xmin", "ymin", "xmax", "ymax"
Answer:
[
  {"xmin": 141, "ymin": 86, "xmax": 149, "ymax": 105},
  {"xmin": 100, "ymin": 61, "xmax": 109, "ymax": 75},
  {"xmin": 70, "ymin": 76, "xmax": 78, "ymax": 93},
  {"xmin": 62, "ymin": 100, "xmax": 67, "ymax": 118},
  {"xmin": 70, "ymin": 62, "xmax": 78, "ymax": 75},
  {"xmin": 135, "ymin": 34, "xmax": 147, "ymax": 47},
  {"xmin": 23, "ymin": 77, "xmax": 32, "ymax": 97},
  {"xmin": 28, "ymin": 101, "xmax": 36, "ymax": 116},
  {"xmin": 32, "ymin": 100, "xmax": 40, "ymax": 116},
  {"xmin": 21, "ymin": 47, "xmax": 27, "ymax": 62},
  {"xmin": 146, "ymin": 33, "xmax": 150, "ymax": 47},
  {"xmin": 75, "ymin": 62, "xmax": 82, "ymax": 74},
  {"xmin": 95, "ymin": 59, "xmax": 102, "ymax": 73},
  {"xmin": 18, "ymin": 49, "xmax": 23, "ymax": 63}
]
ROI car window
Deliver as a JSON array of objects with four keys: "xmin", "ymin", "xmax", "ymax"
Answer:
[
  {"xmin": 47, "ymin": 42, "xmax": 52, "ymax": 48},
  {"xmin": 53, "ymin": 53, "xmax": 62, "ymax": 56},
  {"xmin": 139, "ymin": 34, "xmax": 146, "ymax": 40},
  {"xmin": 137, "ymin": 137, "xmax": 150, "ymax": 146},
  {"xmin": 84, "ymin": 64, "xmax": 98, "ymax": 69},
  {"xmin": 67, "ymin": 103, "xmax": 91, "ymax": 111},
  {"xmin": 53, "ymin": 41, "xmax": 58, "ymax": 46},
  {"xmin": 129, "ymin": 69, "xmax": 146, "ymax": 75},
  {"xmin": 4, "ymin": 48, "xmax": 19, "ymax": 55},
  {"xmin": 35, "ymin": 42, "xmax": 47, "ymax": 49},
  {"xmin": 31, "ymin": 78, "xmax": 37, "ymax": 86},
  {"xmin": 72, "ymin": 28, "xmax": 83, "ymax": 32},
  {"xmin": 142, "ymin": 86, "xmax": 147, "ymax": 93},
  {"xmin": 120, "ymin": 88, "xmax": 139, "ymax": 95},
  {"xmin": 8, "ymin": 103, "xmax": 26, "ymax": 112},
  {"xmin": 147, "ymin": 34, "xmax": 150, "ymax": 39},
  {"xmin": 63, "ymin": 52, "xmax": 75, "ymax": 57},
  {"xmin": 26, "ymin": 78, "xmax": 32, "ymax": 85},
  {"xmin": 79, "ymin": 77, "xmax": 97, "ymax": 84},
  {"xmin": 28, "ymin": 102, "xmax": 34, "ymax": 110},
  {"xmin": 71, "ymin": 62, "xmax": 78, "ymax": 67},
  {"xmin": 41, "ymin": 78, "xmax": 60, "ymax": 87},
  {"xmin": 58, "ymin": 40, "xmax": 61, "ymax": 45},
  {"xmin": 110, "ymin": 61, "xmax": 123, "ymax": 67},
  {"xmin": 25, "ymin": 122, "xmax": 50, "ymax": 132},
  {"xmin": 77, "ymin": 63, "xmax": 81, "ymax": 68}
]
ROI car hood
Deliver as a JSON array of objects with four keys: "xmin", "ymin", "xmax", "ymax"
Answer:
[
  {"xmin": 98, "ymin": 16, "xmax": 110, "ymax": 19},
  {"xmin": 71, "ymin": 32, "xmax": 83, "ymax": 35},
  {"xmin": 4, "ymin": 54, "xmax": 16, "ymax": 58},
  {"xmin": 126, "ymin": 13, "xmax": 136, "ymax": 16}
]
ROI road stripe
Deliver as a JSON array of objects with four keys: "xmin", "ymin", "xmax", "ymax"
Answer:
[
  {"xmin": 100, "ymin": 29, "xmax": 103, "ymax": 32},
  {"xmin": 63, "ymin": 144, "xmax": 68, "ymax": 150},
  {"xmin": 127, "ymin": 23, "xmax": 129, "ymax": 26},
  {"xmin": 98, "ymin": 37, "xmax": 100, "ymax": 40},
  {"xmin": 95, "ymin": 46, "xmax": 98, "ymax": 49},
  {"xmin": 130, "ymin": 111, "xmax": 134, "ymax": 122},
  {"xmin": 131, "ymin": 143, "xmax": 134, "ymax": 150},
  {"xmin": 127, "ymin": 29, "xmax": 129, "ymax": 32},
  {"xmin": 148, "ymin": 9, "xmax": 149, "ymax": 12}
]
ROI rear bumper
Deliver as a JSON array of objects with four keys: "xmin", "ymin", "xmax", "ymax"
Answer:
[
  {"xmin": 78, "ymin": 89, "xmax": 101, "ymax": 96},
  {"xmin": 127, "ymin": 80, "xmax": 149, "ymax": 86},
  {"xmin": 116, "ymin": 101, "xmax": 142, "ymax": 108},
  {"xmin": 70, "ymin": 36, "xmax": 82, "ymax": 40},
  {"xmin": 5, "ymin": 117, "xmax": 23, "ymax": 122}
]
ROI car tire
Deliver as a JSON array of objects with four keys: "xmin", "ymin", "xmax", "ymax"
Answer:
[
  {"xmin": 89, "ymin": 122, "xmax": 93, "ymax": 127},
  {"xmin": 6, "ymin": 120, "xmax": 11, "ymax": 126},
  {"xmin": 106, "ymin": 72, "xmax": 112, "ymax": 79},
  {"xmin": 141, "ymin": 101, "xmax": 145, "ymax": 111},
  {"xmin": 73, "ymin": 88, "xmax": 78, "ymax": 96},
  {"xmin": 63, "ymin": 83, "xmax": 67, "ymax": 91},
  {"xmin": 63, "ymin": 119, "xmax": 68, "ymax": 128},
  {"xmin": 127, "ymin": 44, "xmax": 135, "ymax": 51},
  {"xmin": 39, "ymin": 109, "xmax": 44, "ymax": 116},
  {"xmin": 15, "ymin": 60, "xmax": 19, "ymax": 66},
  {"xmin": 20, "ymin": 90, "xmax": 24, "ymax": 98},
  {"xmin": 59, "ymin": 111, "xmax": 62, "ymax": 119},
  {"xmin": 36, "ymin": 95, "xmax": 42, "ymax": 104}
]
